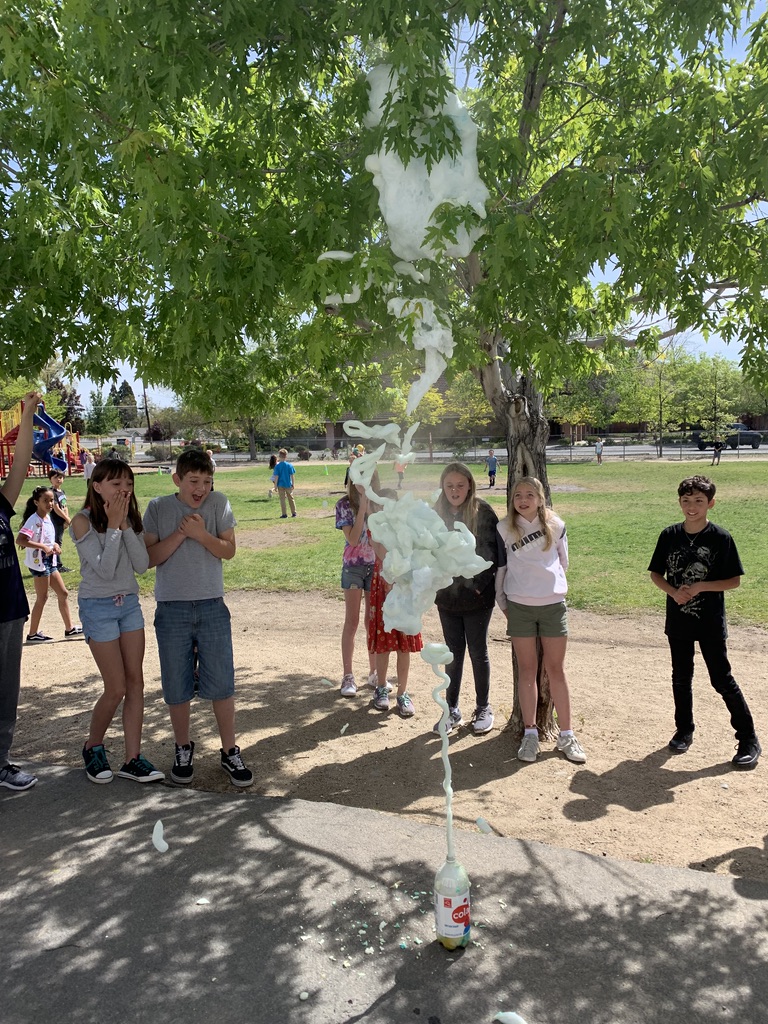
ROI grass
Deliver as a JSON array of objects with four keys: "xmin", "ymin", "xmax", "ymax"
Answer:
[{"xmin": 16, "ymin": 458, "xmax": 768, "ymax": 627}]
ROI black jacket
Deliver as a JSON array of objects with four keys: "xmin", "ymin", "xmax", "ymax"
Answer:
[{"xmin": 434, "ymin": 500, "xmax": 500, "ymax": 614}]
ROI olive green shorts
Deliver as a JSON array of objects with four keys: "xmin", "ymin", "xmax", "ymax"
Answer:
[{"xmin": 506, "ymin": 600, "xmax": 568, "ymax": 638}]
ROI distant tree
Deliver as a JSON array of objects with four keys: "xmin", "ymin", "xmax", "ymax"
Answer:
[
  {"xmin": 44, "ymin": 376, "xmax": 85, "ymax": 433},
  {"xmin": 378, "ymin": 385, "xmax": 445, "ymax": 428},
  {"xmin": 115, "ymin": 381, "xmax": 139, "ymax": 428},
  {"xmin": 444, "ymin": 372, "xmax": 495, "ymax": 434},
  {"xmin": 85, "ymin": 389, "xmax": 120, "ymax": 436},
  {"xmin": 690, "ymin": 356, "xmax": 742, "ymax": 437}
]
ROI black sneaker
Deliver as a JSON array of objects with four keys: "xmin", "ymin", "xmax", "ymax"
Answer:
[
  {"xmin": 668, "ymin": 732, "xmax": 693, "ymax": 754},
  {"xmin": 117, "ymin": 755, "xmax": 165, "ymax": 783},
  {"xmin": 732, "ymin": 738, "xmax": 761, "ymax": 769},
  {"xmin": 171, "ymin": 741, "xmax": 195, "ymax": 784},
  {"xmin": 83, "ymin": 744, "xmax": 113, "ymax": 784},
  {"xmin": 27, "ymin": 632, "xmax": 54, "ymax": 643},
  {"xmin": 64, "ymin": 626, "xmax": 83, "ymax": 637},
  {"xmin": 220, "ymin": 746, "xmax": 253, "ymax": 788}
]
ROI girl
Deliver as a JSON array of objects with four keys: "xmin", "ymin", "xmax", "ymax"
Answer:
[
  {"xmin": 267, "ymin": 453, "xmax": 277, "ymax": 498},
  {"xmin": 433, "ymin": 462, "xmax": 500, "ymax": 735},
  {"xmin": 335, "ymin": 472, "xmax": 380, "ymax": 696},
  {"xmin": 368, "ymin": 490, "xmax": 422, "ymax": 717},
  {"xmin": 71, "ymin": 460, "xmax": 163, "ymax": 784},
  {"xmin": 496, "ymin": 476, "xmax": 587, "ymax": 764},
  {"xmin": 83, "ymin": 451, "xmax": 96, "ymax": 481},
  {"xmin": 16, "ymin": 485, "xmax": 81, "ymax": 643}
]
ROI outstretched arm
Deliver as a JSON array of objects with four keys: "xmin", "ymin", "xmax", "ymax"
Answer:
[{"xmin": 2, "ymin": 391, "xmax": 41, "ymax": 507}]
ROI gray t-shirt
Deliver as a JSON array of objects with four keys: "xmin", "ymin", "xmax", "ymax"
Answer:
[
  {"xmin": 143, "ymin": 491, "xmax": 236, "ymax": 602},
  {"xmin": 70, "ymin": 510, "xmax": 149, "ymax": 599}
]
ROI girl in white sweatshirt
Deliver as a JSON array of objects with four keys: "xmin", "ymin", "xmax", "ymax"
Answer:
[{"xmin": 496, "ymin": 476, "xmax": 586, "ymax": 765}]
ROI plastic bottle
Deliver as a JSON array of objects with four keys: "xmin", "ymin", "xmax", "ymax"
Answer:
[{"xmin": 434, "ymin": 856, "xmax": 471, "ymax": 949}]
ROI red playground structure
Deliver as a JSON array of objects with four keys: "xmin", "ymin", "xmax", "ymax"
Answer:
[{"xmin": 0, "ymin": 399, "xmax": 82, "ymax": 479}]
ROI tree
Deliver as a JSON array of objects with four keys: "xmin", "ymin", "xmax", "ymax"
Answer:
[
  {"xmin": 690, "ymin": 355, "xmax": 742, "ymax": 436},
  {"xmin": 444, "ymin": 371, "xmax": 496, "ymax": 434},
  {"xmin": 85, "ymin": 389, "xmax": 120, "ymax": 436}
]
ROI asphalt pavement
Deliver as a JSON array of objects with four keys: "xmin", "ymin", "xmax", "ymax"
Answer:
[{"xmin": 3, "ymin": 765, "xmax": 767, "ymax": 1024}]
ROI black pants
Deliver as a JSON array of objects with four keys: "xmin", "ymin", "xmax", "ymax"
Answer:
[
  {"xmin": 668, "ymin": 635, "xmax": 756, "ymax": 741},
  {"xmin": 438, "ymin": 606, "xmax": 493, "ymax": 710}
]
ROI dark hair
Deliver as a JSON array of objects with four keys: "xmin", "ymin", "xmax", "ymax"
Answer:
[
  {"xmin": 434, "ymin": 462, "xmax": 479, "ymax": 535},
  {"xmin": 175, "ymin": 449, "xmax": 214, "ymax": 478},
  {"xmin": 346, "ymin": 469, "xmax": 381, "ymax": 513},
  {"xmin": 83, "ymin": 459, "xmax": 143, "ymax": 533},
  {"xmin": 21, "ymin": 486, "xmax": 53, "ymax": 523},
  {"xmin": 678, "ymin": 475, "xmax": 716, "ymax": 500},
  {"xmin": 47, "ymin": 468, "xmax": 64, "ymax": 481},
  {"xmin": 269, "ymin": 454, "xmax": 277, "ymax": 469}
]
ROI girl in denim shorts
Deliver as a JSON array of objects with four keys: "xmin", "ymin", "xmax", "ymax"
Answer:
[
  {"xmin": 335, "ymin": 471, "xmax": 380, "ymax": 696},
  {"xmin": 70, "ymin": 460, "xmax": 164, "ymax": 785}
]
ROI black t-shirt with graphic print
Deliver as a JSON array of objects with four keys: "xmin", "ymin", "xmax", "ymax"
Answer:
[
  {"xmin": 0, "ymin": 493, "xmax": 29, "ymax": 624},
  {"xmin": 648, "ymin": 521, "xmax": 743, "ymax": 640}
]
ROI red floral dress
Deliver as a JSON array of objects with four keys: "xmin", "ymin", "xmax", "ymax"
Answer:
[{"xmin": 367, "ymin": 558, "xmax": 423, "ymax": 654}]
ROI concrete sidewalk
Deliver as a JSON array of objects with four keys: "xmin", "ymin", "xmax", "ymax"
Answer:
[{"xmin": 3, "ymin": 766, "xmax": 767, "ymax": 1024}]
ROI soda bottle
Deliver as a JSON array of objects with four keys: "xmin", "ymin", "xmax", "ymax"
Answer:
[{"xmin": 434, "ymin": 856, "xmax": 471, "ymax": 949}]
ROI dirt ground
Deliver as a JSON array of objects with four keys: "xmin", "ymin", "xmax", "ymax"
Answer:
[{"xmin": 15, "ymin": 589, "xmax": 768, "ymax": 885}]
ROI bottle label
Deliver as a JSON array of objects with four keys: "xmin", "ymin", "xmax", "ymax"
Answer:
[{"xmin": 434, "ymin": 888, "xmax": 470, "ymax": 939}]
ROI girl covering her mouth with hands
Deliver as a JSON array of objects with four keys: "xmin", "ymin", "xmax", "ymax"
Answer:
[{"xmin": 71, "ymin": 459, "xmax": 164, "ymax": 785}]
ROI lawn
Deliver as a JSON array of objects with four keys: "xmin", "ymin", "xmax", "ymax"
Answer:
[{"xmin": 17, "ymin": 458, "xmax": 768, "ymax": 627}]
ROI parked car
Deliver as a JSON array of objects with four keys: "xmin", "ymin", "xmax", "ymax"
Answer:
[{"xmin": 696, "ymin": 424, "xmax": 762, "ymax": 450}]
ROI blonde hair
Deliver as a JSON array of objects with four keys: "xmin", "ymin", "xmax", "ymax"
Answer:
[
  {"xmin": 507, "ymin": 476, "xmax": 555, "ymax": 550},
  {"xmin": 434, "ymin": 462, "xmax": 479, "ymax": 535}
]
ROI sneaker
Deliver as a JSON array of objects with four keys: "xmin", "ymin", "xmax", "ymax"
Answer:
[
  {"xmin": 517, "ymin": 732, "xmax": 540, "ymax": 762},
  {"xmin": 732, "ymin": 738, "xmax": 761, "ymax": 769},
  {"xmin": 433, "ymin": 707, "xmax": 463, "ymax": 735},
  {"xmin": 171, "ymin": 741, "xmax": 195, "ymax": 784},
  {"xmin": 117, "ymin": 755, "xmax": 165, "ymax": 783},
  {"xmin": 221, "ymin": 745, "xmax": 253, "ymax": 788},
  {"xmin": 556, "ymin": 733, "xmax": 587, "ymax": 764},
  {"xmin": 0, "ymin": 763, "xmax": 38, "ymax": 791},
  {"xmin": 373, "ymin": 685, "xmax": 390, "ymax": 711},
  {"xmin": 367, "ymin": 671, "xmax": 393, "ymax": 692},
  {"xmin": 340, "ymin": 673, "xmax": 357, "ymax": 697},
  {"xmin": 59, "ymin": 565, "xmax": 72, "ymax": 573},
  {"xmin": 64, "ymin": 626, "xmax": 83, "ymax": 637},
  {"xmin": 668, "ymin": 731, "xmax": 693, "ymax": 754},
  {"xmin": 27, "ymin": 632, "xmax": 54, "ymax": 643},
  {"xmin": 396, "ymin": 693, "xmax": 415, "ymax": 717},
  {"xmin": 82, "ymin": 744, "xmax": 113, "ymax": 784},
  {"xmin": 472, "ymin": 705, "xmax": 495, "ymax": 735}
]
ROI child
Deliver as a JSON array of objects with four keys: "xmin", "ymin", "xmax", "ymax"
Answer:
[
  {"xmin": 0, "ymin": 391, "xmax": 41, "ymax": 791},
  {"xmin": 267, "ymin": 453, "xmax": 277, "ymax": 498},
  {"xmin": 484, "ymin": 449, "xmax": 499, "ymax": 489},
  {"xmin": 205, "ymin": 449, "xmax": 217, "ymax": 490},
  {"xmin": 71, "ymin": 460, "xmax": 163, "ymax": 784},
  {"xmin": 272, "ymin": 448, "xmax": 296, "ymax": 518},
  {"xmin": 143, "ymin": 449, "xmax": 253, "ymax": 787},
  {"xmin": 594, "ymin": 438, "xmax": 604, "ymax": 465},
  {"xmin": 335, "ymin": 473, "xmax": 379, "ymax": 695},
  {"xmin": 496, "ymin": 476, "xmax": 586, "ymax": 764},
  {"xmin": 368, "ymin": 490, "xmax": 422, "ymax": 717},
  {"xmin": 47, "ymin": 468, "xmax": 72, "ymax": 571},
  {"xmin": 83, "ymin": 451, "xmax": 96, "ymax": 481},
  {"xmin": 394, "ymin": 458, "xmax": 407, "ymax": 490},
  {"xmin": 648, "ymin": 475, "xmax": 760, "ymax": 768},
  {"xmin": 16, "ymin": 486, "xmax": 82, "ymax": 643},
  {"xmin": 433, "ymin": 463, "xmax": 500, "ymax": 735}
]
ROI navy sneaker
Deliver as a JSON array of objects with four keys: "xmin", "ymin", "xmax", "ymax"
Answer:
[
  {"xmin": 83, "ymin": 744, "xmax": 113, "ymax": 784},
  {"xmin": 117, "ymin": 755, "xmax": 165, "ymax": 783}
]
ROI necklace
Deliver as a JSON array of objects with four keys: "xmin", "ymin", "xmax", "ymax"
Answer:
[{"xmin": 685, "ymin": 523, "xmax": 709, "ymax": 546}]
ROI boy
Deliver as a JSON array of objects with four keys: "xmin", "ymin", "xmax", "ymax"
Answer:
[
  {"xmin": 1, "ymin": 391, "xmax": 42, "ymax": 791},
  {"xmin": 143, "ymin": 449, "xmax": 253, "ymax": 787},
  {"xmin": 648, "ymin": 475, "xmax": 760, "ymax": 768},
  {"xmin": 47, "ymin": 468, "xmax": 71, "ymax": 571},
  {"xmin": 484, "ymin": 449, "xmax": 498, "ymax": 488},
  {"xmin": 272, "ymin": 447, "xmax": 296, "ymax": 518}
]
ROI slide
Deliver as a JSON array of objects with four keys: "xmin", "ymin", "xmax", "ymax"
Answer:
[{"xmin": 33, "ymin": 405, "xmax": 68, "ymax": 473}]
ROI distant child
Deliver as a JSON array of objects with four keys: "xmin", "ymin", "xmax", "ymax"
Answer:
[
  {"xmin": 144, "ymin": 449, "xmax": 253, "ymax": 787},
  {"xmin": 206, "ymin": 449, "xmax": 217, "ymax": 490},
  {"xmin": 1, "ymin": 391, "xmax": 42, "ymax": 791},
  {"xmin": 485, "ymin": 449, "xmax": 499, "ymax": 488},
  {"xmin": 496, "ymin": 476, "xmax": 586, "ymax": 764},
  {"xmin": 594, "ymin": 438, "xmax": 604, "ymax": 465},
  {"xmin": 433, "ymin": 463, "xmax": 500, "ymax": 736},
  {"xmin": 335, "ymin": 473, "xmax": 379, "ymax": 695},
  {"xmin": 368, "ymin": 491, "xmax": 422, "ymax": 717},
  {"xmin": 394, "ymin": 458, "xmax": 407, "ymax": 490},
  {"xmin": 71, "ymin": 460, "xmax": 163, "ymax": 784},
  {"xmin": 272, "ymin": 448, "xmax": 296, "ymax": 518},
  {"xmin": 648, "ymin": 475, "xmax": 760, "ymax": 768},
  {"xmin": 47, "ymin": 468, "xmax": 72, "ymax": 571},
  {"xmin": 16, "ymin": 486, "xmax": 82, "ymax": 643},
  {"xmin": 83, "ymin": 452, "xmax": 96, "ymax": 482},
  {"xmin": 267, "ymin": 453, "xmax": 277, "ymax": 498},
  {"xmin": 711, "ymin": 438, "xmax": 726, "ymax": 466}
]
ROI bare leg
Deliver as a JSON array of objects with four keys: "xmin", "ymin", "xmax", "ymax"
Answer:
[
  {"xmin": 363, "ymin": 589, "xmax": 376, "ymax": 672},
  {"xmin": 213, "ymin": 695, "xmax": 236, "ymax": 751},
  {"xmin": 86, "ymin": 638, "xmax": 128, "ymax": 749},
  {"xmin": 169, "ymin": 702, "xmax": 192, "ymax": 746},
  {"xmin": 394, "ymin": 650, "xmax": 410, "ymax": 697},
  {"xmin": 341, "ymin": 588, "xmax": 364, "ymax": 675},
  {"xmin": 119, "ymin": 629, "xmax": 146, "ymax": 760},
  {"xmin": 48, "ymin": 570, "xmax": 74, "ymax": 631},
  {"xmin": 375, "ymin": 651, "xmax": 391, "ymax": 688},
  {"xmin": 28, "ymin": 576, "xmax": 49, "ymax": 635},
  {"xmin": 541, "ymin": 636, "xmax": 572, "ymax": 731},
  {"xmin": 510, "ymin": 636, "xmax": 540, "ymax": 728}
]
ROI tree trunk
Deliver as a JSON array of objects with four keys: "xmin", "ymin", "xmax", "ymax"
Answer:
[{"xmin": 246, "ymin": 419, "xmax": 258, "ymax": 461}]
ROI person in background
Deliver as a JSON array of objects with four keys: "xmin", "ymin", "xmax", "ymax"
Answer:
[
  {"xmin": 47, "ymin": 468, "xmax": 72, "ymax": 572},
  {"xmin": 206, "ymin": 449, "xmax": 216, "ymax": 489},
  {"xmin": 83, "ymin": 452, "xmax": 96, "ymax": 482},
  {"xmin": 0, "ymin": 391, "xmax": 42, "ymax": 791},
  {"xmin": 272, "ymin": 448, "xmax": 297, "ymax": 518},
  {"xmin": 484, "ymin": 449, "xmax": 499, "ymax": 488},
  {"xmin": 594, "ymin": 437, "xmax": 604, "ymax": 465}
]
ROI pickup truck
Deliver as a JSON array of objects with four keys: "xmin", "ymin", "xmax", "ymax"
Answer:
[{"xmin": 696, "ymin": 424, "xmax": 762, "ymax": 450}]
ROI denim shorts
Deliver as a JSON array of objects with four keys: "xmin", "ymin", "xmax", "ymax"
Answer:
[
  {"xmin": 506, "ymin": 600, "xmax": 568, "ymax": 638},
  {"xmin": 341, "ymin": 562, "xmax": 373, "ymax": 592},
  {"xmin": 154, "ymin": 598, "xmax": 235, "ymax": 705},
  {"xmin": 79, "ymin": 593, "xmax": 144, "ymax": 643},
  {"xmin": 29, "ymin": 557, "xmax": 58, "ymax": 578}
]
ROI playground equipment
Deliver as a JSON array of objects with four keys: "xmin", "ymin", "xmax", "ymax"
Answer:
[{"xmin": 0, "ymin": 400, "xmax": 81, "ymax": 478}]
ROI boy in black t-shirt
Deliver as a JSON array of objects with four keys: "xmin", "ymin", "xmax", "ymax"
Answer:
[{"xmin": 648, "ymin": 475, "xmax": 760, "ymax": 768}]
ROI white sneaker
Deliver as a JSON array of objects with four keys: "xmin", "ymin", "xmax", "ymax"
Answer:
[
  {"xmin": 432, "ymin": 706, "xmax": 463, "ymax": 735},
  {"xmin": 367, "ymin": 671, "xmax": 394, "ymax": 692},
  {"xmin": 340, "ymin": 673, "xmax": 357, "ymax": 697},
  {"xmin": 556, "ymin": 733, "xmax": 587, "ymax": 764},
  {"xmin": 372, "ymin": 686, "xmax": 390, "ymax": 711},
  {"xmin": 517, "ymin": 732, "xmax": 540, "ymax": 762},
  {"xmin": 472, "ymin": 705, "xmax": 495, "ymax": 735}
]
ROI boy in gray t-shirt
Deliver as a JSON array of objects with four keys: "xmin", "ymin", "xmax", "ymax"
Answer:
[{"xmin": 143, "ymin": 449, "xmax": 253, "ymax": 787}]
